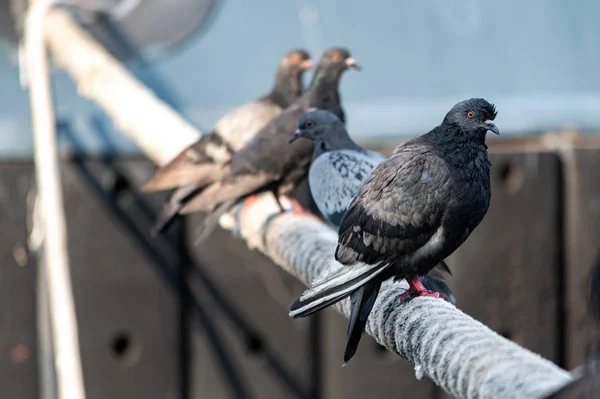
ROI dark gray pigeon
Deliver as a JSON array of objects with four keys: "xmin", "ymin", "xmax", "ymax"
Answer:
[
  {"xmin": 142, "ymin": 49, "xmax": 312, "ymax": 234},
  {"xmin": 172, "ymin": 47, "xmax": 361, "ymax": 243},
  {"xmin": 290, "ymin": 109, "xmax": 456, "ymax": 360},
  {"xmin": 289, "ymin": 98, "xmax": 499, "ymax": 363}
]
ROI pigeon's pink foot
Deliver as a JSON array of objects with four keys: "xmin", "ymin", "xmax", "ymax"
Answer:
[
  {"xmin": 244, "ymin": 195, "xmax": 260, "ymax": 206},
  {"xmin": 399, "ymin": 278, "xmax": 445, "ymax": 303}
]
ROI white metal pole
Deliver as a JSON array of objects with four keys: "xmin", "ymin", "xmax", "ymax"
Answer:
[{"xmin": 24, "ymin": 1, "xmax": 86, "ymax": 398}]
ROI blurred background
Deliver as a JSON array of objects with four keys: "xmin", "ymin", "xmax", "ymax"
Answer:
[{"xmin": 1, "ymin": 0, "xmax": 600, "ymax": 398}]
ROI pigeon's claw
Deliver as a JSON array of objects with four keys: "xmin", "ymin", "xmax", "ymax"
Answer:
[{"xmin": 399, "ymin": 278, "xmax": 445, "ymax": 303}]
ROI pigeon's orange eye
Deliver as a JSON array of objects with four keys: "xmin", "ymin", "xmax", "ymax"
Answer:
[
  {"xmin": 289, "ymin": 53, "xmax": 301, "ymax": 63},
  {"xmin": 331, "ymin": 52, "xmax": 342, "ymax": 61},
  {"xmin": 467, "ymin": 111, "xmax": 475, "ymax": 119}
]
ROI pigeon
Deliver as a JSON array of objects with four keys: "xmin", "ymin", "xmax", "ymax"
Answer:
[
  {"xmin": 289, "ymin": 98, "xmax": 499, "ymax": 363},
  {"xmin": 173, "ymin": 47, "xmax": 361, "ymax": 243},
  {"xmin": 142, "ymin": 49, "xmax": 313, "ymax": 234},
  {"xmin": 290, "ymin": 109, "xmax": 456, "ymax": 303},
  {"xmin": 290, "ymin": 110, "xmax": 456, "ymax": 359}
]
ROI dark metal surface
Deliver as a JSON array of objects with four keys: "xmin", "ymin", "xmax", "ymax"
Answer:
[
  {"xmin": 0, "ymin": 163, "xmax": 38, "ymax": 399},
  {"xmin": 189, "ymin": 225, "xmax": 314, "ymax": 398},
  {"xmin": 562, "ymin": 149, "xmax": 600, "ymax": 368},
  {"xmin": 321, "ymin": 307, "xmax": 440, "ymax": 399},
  {"xmin": 60, "ymin": 160, "xmax": 184, "ymax": 399},
  {"xmin": 447, "ymin": 152, "xmax": 563, "ymax": 363}
]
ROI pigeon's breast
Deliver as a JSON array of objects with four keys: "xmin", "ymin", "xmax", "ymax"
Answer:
[
  {"xmin": 443, "ymin": 146, "xmax": 492, "ymax": 241},
  {"xmin": 309, "ymin": 150, "xmax": 381, "ymax": 220}
]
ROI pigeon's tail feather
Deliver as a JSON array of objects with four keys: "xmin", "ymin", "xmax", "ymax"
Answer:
[
  {"xmin": 194, "ymin": 200, "xmax": 236, "ymax": 245},
  {"xmin": 142, "ymin": 164, "xmax": 224, "ymax": 192},
  {"xmin": 152, "ymin": 201, "xmax": 184, "ymax": 236},
  {"xmin": 289, "ymin": 261, "xmax": 387, "ymax": 318},
  {"xmin": 151, "ymin": 183, "xmax": 205, "ymax": 236},
  {"xmin": 179, "ymin": 173, "xmax": 272, "ymax": 215},
  {"xmin": 141, "ymin": 130, "xmax": 232, "ymax": 193},
  {"xmin": 344, "ymin": 279, "xmax": 382, "ymax": 363}
]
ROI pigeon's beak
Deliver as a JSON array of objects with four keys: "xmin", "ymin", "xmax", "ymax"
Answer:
[
  {"xmin": 289, "ymin": 129, "xmax": 302, "ymax": 143},
  {"xmin": 345, "ymin": 57, "xmax": 361, "ymax": 70},
  {"xmin": 485, "ymin": 120, "xmax": 500, "ymax": 135},
  {"xmin": 300, "ymin": 59, "xmax": 314, "ymax": 70}
]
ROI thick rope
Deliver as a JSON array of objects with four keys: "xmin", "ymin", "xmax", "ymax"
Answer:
[{"xmin": 234, "ymin": 194, "xmax": 572, "ymax": 399}]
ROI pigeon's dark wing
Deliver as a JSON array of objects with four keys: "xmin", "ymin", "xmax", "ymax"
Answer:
[
  {"xmin": 141, "ymin": 97, "xmax": 283, "ymax": 192},
  {"xmin": 335, "ymin": 147, "xmax": 451, "ymax": 268},
  {"xmin": 177, "ymin": 101, "xmax": 314, "ymax": 214},
  {"xmin": 212, "ymin": 96, "xmax": 284, "ymax": 151},
  {"xmin": 228, "ymin": 101, "xmax": 311, "ymax": 174},
  {"xmin": 142, "ymin": 133, "xmax": 229, "ymax": 192},
  {"xmin": 309, "ymin": 148, "xmax": 455, "ymax": 305},
  {"xmin": 178, "ymin": 172, "xmax": 276, "ymax": 214},
  {"xmin": 289, "ymin": 145, "xmax": 451, "ymax": 318},
  {"xmin": 309, "ymin": 149, "xmax": 384, "ymax": 227}
]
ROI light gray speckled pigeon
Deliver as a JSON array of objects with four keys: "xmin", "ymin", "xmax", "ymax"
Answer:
[
  {"xmin": 290, "ymin": 109, "xmax": 456, "ymax": 363},
  {"xmin": 289, "ymin": 109, "xmax": 386, "ymax": 228}
]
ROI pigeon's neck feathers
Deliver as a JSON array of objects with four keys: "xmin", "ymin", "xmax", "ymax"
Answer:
[
  {"xmin": 267, "ymin": 68, "xmax": 304, "ymax": 108},
  {"xmin": 413, "ymin": 124, "xmax": 490, "ymax": 168},
  {"xmin": 313, "ymin": 128, "xmax": 364, "ymax": 158},
  {"xmin": 304, "ymin": 65, "xmax": 342, "ymax": 108},
  {"xmin": 419, "ymin": 123, "xmax": 487, "ymax": 148},
  {"xmin": 439, "ymin": 119, "xmax": 488, "ymax": 146}
]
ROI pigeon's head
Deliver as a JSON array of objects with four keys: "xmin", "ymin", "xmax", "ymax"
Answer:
[
  {"xmin": 289, "ymin": 109, "xmax": 343, "ymax": 143},
  {"xmin": 443, "ymin": 98, "xmax": 499, "ymax": 140},
  {"xmin": 316, "ymin": 47, "xmax": 361, "ymax": 73},
  {"xmin": 280, "ymin": 49, "xmax": 313, "ymax": 72}
]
